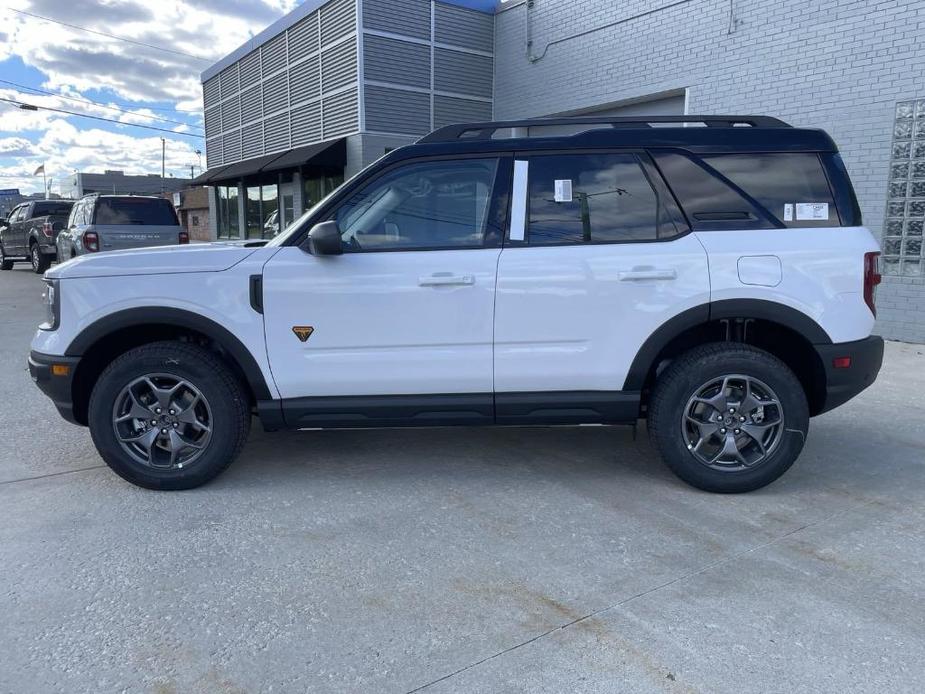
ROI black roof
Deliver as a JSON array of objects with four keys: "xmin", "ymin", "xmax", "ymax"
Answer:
[{"xmin": 399, "ymin": 115, "xmax": 838, "ymax": 159}]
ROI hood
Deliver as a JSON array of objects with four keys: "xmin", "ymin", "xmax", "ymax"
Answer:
[{"xmin": 46, "ymin": 242, "xmax": 259, "ymax": 280}]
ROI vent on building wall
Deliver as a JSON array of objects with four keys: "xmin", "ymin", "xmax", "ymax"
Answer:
[{"xmin": 884, "ymin": 100, "xmax": 925, "ymax": 277}]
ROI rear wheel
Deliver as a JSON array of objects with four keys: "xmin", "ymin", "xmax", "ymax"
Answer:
[
  {"xmin": 88, "ymin": 342, "xmax": 251, "ymax": 490},
  {"xmin": 30, "ymin": 242, "xmax": 50, "ymax": 273},
  {"xmin": 0, "ymin": 244, "xmax": 13, "ymax": 270},
  {"xmin": 648, "ymin": 343, "xmax": 809, "ymax": 493}
]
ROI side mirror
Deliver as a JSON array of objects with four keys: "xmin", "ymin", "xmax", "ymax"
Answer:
[{"xmin": 302, "ymin": 220, "xmax": 343, "ymax": 256}]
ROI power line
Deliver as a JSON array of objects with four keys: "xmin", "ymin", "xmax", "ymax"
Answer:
[
  {"xmin": 0, "ymin": 97, "xmax": 204, "ymax": 139},
  {"xmin": 3, "ymin": 7, "xmax": 213, "ymax": 63},
  {"xmin": 0, "ymin": 79, "xmax": 204, "ymax": 132}
]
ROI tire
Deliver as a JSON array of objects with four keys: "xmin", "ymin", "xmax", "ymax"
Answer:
[
  {"xmin": 30, "ymin": 242, "xmax": 50, "ymax": 274},
  {"xmin": 0, "ymin": 244, "xmax": 12, "ymax": 271},
  {"xmin": 88, "ymin": 341, "xmax": 251, "ymax": 490},
  {"xmin": 648, "ymin": 343, "xmax": 809, "ymax": 493}
]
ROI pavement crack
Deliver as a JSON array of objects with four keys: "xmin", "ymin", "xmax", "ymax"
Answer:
[
  {"xmin": 0, "ymin": 464, "xmax": 106, "ymax": 487},
  {"xmin": 404, "ymin": 497, "xmax": 878, "ymax": 693}
]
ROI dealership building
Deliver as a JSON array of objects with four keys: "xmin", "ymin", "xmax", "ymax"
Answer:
[{"xmin": 197, "ymin": 0, "xmax": 925, "ymax": 342}]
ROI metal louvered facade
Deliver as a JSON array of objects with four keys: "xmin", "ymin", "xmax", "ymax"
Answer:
[
  {"xmin": 199, "ymin": 0, "xmax": 494, "ymax": 241},
  {"xmin": 360, "ymin": 0, "xmax": 494, "ymax": 139},
  {"xmin": 201, "ymin": 0, "xmax": 493, "ymax": 170},
  {"xmin": 201, "ymin": 0, "xmax": 361, "ymax": 169}
]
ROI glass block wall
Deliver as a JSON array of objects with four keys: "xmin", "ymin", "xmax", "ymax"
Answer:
[{"xmin": 884, "ymin": 100, "xmax": 925, "ymax": 277}]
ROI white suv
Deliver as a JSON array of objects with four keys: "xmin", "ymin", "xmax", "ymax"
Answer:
[{"xmin": 29, "ymin": 116, "xmax": 884, "ymax": 492}]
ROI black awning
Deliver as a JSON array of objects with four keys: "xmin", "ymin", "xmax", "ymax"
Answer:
[
  {"xmin": 211, "ymin": 151, "xmax": 285, "ymax": 182},
  {"xmin": 262, "ymin": 138, "xmax": 346, "ymax": 173},
  {"xmin": 193, "ymin": 138, "xmax": 347, "ymax": 186},
  {"xmin": 190, "ymin": 164, "xmax": 233, "ymax": 185}
]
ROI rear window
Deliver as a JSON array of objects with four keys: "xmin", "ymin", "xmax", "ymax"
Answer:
[
  {"xmin": 93, "ymin": 198, "xmax": 179, "ymax": 226},
  {"xmin": 653, "ymin": 152, "xmax": 838, "ymax": 229},
  {"xmin": 525, "ymin": 153, "xmax": 678, "ymax": 244},
  {"xmin": 32, "ymin": 201, "xmax": 74, "ymax": 217}
]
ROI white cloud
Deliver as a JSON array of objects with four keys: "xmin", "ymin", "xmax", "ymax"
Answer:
[
  {"xmin": 0, "ymin": 136, "xmax": 36, "ymax": 157},
  {"xmin": 0, "ymin": 0, "xmax": 301, "ymax": 193},
  {"xmin": 3, "ymin": 0, "xmax": 300, "ymax": 106}
]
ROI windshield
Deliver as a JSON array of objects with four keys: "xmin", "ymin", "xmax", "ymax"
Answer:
[
  {"xmin": 264, "ymin": 149, "xmax": 402, "ymax": 247},
  {"xmin": 264, "ymin": 177, "xmax": 350, "ymax": 246}
]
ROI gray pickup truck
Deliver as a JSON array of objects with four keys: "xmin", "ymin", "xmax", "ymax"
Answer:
[
  {"xmin": 56, "ymin": 194, "xmax": 187, "ymax": 260},
  {"xmin": 0, "ymin": 200, "xmax": 75, "ymax": 273}
]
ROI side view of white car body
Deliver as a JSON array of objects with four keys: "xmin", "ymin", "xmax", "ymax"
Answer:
[{"xmin": 29, "ymin": 116, "xmax": 884, "ymax": 492}]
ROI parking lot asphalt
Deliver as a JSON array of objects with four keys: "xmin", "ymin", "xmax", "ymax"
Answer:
[{"xmin": 1, "ymin": 265, "xmax": 924, "ymax": 693}]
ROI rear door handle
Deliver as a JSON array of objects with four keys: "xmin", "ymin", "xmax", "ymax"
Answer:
[
  {"xmin": 618, "ymin": 268, "xmax": 677, "ymax": 281},
  {"xmin": 418, "ymin": 273, "xmax": 475, "ymax": 287}
]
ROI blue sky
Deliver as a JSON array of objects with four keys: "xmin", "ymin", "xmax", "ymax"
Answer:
[{"xmin": 0, "ymin": 0, "xmax": 302, "ymax": 195}]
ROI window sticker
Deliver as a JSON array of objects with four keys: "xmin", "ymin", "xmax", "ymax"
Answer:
[
  {"xmin": 795, "ymin": 202, "xmax": 829, "ymax": 220},
  {"xmin": 783, "ymin": 203, "xmax": 794, "ymax": 221},
  {"xmin": 554, "ymin": 179, "xmax": 573, "ymax": 203}
]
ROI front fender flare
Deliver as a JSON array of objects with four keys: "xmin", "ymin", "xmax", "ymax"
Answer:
[{"xmin": 65, "ymin": 306, "xmax": 273, "ymax": 401}]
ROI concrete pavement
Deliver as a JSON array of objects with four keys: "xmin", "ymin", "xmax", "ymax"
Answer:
[{"xmin": 1, "ymin": 265, "xmax": 923, "ymax": 693}]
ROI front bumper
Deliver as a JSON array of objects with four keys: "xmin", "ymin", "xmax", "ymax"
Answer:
[
  {"xmin": 814, "ymin": 336, "xmax": 884, "ymax": 414},
  {"xmin": 29, "ymin": 351, "xmax": 82, "ymax": 425}
]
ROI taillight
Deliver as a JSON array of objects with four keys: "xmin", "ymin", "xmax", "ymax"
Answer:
[
  {"xmin": 863, "ymin": 251, "xmax": 881, "ymax": 317},
  {"xmin": 41, "ymin": 221, "xmax": 54, "ymax": 238},
  {"xmin": 178, "ymin": 231, "xmax": 189, "ymax": 244},
  {"xmin": 83, "ymin": 231, "xmax": 99, "ymax": 252}
]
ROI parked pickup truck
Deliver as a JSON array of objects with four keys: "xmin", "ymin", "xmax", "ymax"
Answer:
[{"xmin": 1, "ymin": 199, "xmax": 75, "ymax": 273}]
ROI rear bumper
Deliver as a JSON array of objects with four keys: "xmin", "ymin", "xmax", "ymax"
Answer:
[
  {"xmin": 29, "ymin": 351, "xmax": 82, "ymax": 425},
  {"xmin": 813, "ymin": 336, "xmax": 884, "ymax": 414}
]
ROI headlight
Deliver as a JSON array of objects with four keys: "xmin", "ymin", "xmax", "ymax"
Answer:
[{"xmin": 40, "ymin": 279, "xmax": 59, "ymax": 331}]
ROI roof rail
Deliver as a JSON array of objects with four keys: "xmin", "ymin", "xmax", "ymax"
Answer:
[{"xmin": 417, "ymin": 115, "xmax": 791, "ymax": 144}]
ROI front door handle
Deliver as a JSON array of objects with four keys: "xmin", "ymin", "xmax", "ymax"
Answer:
[
  {"xmin": 618, "ymin": 268, "xmax": 677, "ymax": 281},
  {"xmin": 418, "ymin": 273, "xmax": 475, "ymax": 287}
]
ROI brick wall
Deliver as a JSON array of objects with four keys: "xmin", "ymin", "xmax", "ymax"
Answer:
[{"xmin": 494, "ymin": 0, "xmax": 925, "ymax": 342}]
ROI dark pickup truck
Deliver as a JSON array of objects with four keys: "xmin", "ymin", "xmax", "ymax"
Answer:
[{"xmin": 0, "ymin": 199, "xmax": 74, "ymax": 273}]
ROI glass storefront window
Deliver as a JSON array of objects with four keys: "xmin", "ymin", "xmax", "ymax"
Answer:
[
  {"xmin": 261, "ymin": 184, "xmax": 278, "ymax": 237},
  {"xmin": 303, "ymin": 172, "xmax": 344, "ymax": 213},
  {"xmin": 227, "ymin": 186, "xmax": 239, "ymax": 237},
  {"xmin": 217, "ymin": 185, "xmax": 241, "ymax": 239},
  {"xmin": 246, "ymin": 185, "xmax": 262, "ymax": 239},
  {"xmin": 282, "ymin": 193, "xmax": 294, "ymax": 231}
]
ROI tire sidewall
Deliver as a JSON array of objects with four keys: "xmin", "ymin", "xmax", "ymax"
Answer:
[
  {"xmin": 88, "ymin": 346, "xmax": 246, "ymax": 490},
  {"xmin": 652, "ymin": 347, "xmax": 809, "ymax": 493}
]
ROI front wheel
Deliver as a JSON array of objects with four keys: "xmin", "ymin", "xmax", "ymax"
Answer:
[
  {"xmin": 648, "ymin": 343, "xmax": 809, "ymax": 493},
  {"xmin": 88, "ymin": 342, "xmax": 251, "ymax": 490}
]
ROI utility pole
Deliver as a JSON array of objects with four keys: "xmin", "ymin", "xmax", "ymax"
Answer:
[{"xmin": 160, "ymin": 138, "xmax": 166, "ymax": 193}]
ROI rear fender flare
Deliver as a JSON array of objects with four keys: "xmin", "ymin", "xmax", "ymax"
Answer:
[{"xmin": 624, "ymin": 299, "xmax": 831, "ymax": 391}]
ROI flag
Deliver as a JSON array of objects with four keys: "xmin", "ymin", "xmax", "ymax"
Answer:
[{"xmin": 33, "ymin": 164, "xmax": 45, "ymax": 176}]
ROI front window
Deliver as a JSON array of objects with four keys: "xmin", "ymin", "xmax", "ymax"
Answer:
[{"xmin": 333, "ymin": 158, "xmax": 500, "ymax": 251}]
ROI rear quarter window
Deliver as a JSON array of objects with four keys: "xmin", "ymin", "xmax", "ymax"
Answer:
[
  {"xmin": 94, "ymin": 198, "xmax": 179, "ymax": 226},
  {"xmin": 653, "ymin": 152, "xmax": 839, "ymax": 229}
]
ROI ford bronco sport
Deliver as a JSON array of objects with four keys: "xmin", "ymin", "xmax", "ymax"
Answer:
[{"xmin": 29, "ymin": 116, "xmax": 884, "ymax": 492}]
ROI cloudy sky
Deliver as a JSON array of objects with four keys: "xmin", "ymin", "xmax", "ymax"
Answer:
[{"xmin": 0, "ymin": 0, "xmax": 303, "ymax": 195}]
